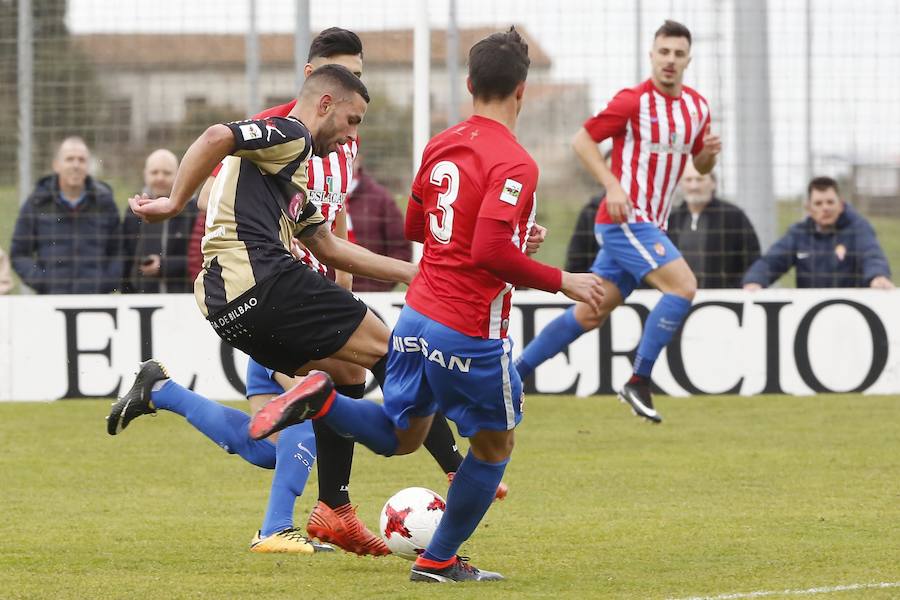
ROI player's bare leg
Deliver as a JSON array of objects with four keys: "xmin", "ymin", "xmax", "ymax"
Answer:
[
  {"xmin": 572, "ymin": 278, "xmax": 623, "ymax": 330},
  {"xmin": 392, "ymin": 415, "xmax": 435, "ymax": 455},
  {"xmin": 325, "ymin": 309, "xmax": 391, "ymax": 371},
  {"xmin": 643, "ymin": 257, "xmax": 697, "ymax": 300},
  {"xmin": 620, "ymin": 257, "xmax": 697, "ymax": 423}
]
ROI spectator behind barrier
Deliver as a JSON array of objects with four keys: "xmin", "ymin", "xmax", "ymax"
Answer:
[
  {"xmin": 122, "ymin": 149, "xmax": 198, "ymax": 293},
  {"xmin": 10, "ymin": 137, "xmax": 121, "ymax": 294},
  {"xmin": 667, "ymin": 160, "xmax": 760, "ymax": 288},
  {"xmin": 345, "ymin": 160, "xmax": 411, "ymax": 291},
  {"xmin": 564, "ymin": 148, "xmax": 611, "ymax": 273},
  {"xmin": 742, "ymin": 176, "xmax": 894, "ymax": 290},
  {"xmin": 564, "ymin": 193, "xmax": 604, "ymax": 273},
  {"xmin": 0, "ymin": 248, "xmax": 13, "ymax": 294}
]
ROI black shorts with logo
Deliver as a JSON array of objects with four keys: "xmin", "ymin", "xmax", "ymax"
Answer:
[{"xmin": 207, "ymin": 262, "xmax": 368, "ymax": 374}]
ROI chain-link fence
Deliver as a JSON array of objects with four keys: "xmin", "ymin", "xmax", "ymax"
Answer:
[{"xmin": 1, "ymin": 0, "xmax": 898, "ymax": 294}]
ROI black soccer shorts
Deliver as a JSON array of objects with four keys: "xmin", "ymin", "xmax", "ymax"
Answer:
[{"xmin": 207, "ymin": 262, "xmax": 369, "ymax": 374}]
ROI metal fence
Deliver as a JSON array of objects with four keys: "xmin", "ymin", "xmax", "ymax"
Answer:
[{"xmin": 1, "ymin": 0, "xmax": 898, "ymax": 294}]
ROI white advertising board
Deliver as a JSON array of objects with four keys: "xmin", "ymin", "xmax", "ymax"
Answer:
[{"xmin": 0, "ymin": 289, "xmax": 897, "ymax": 401}]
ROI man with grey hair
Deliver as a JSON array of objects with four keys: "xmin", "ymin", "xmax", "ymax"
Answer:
[
  {"xmin": 122, "ymin": 148, "xmax": 199, "ymax": 293},
  {"xmin": 11, "ymin": 136, "xmax": 121, "ymax": 294},
  {"xmin": 667, "ymin": 159, "xmax": 760, "ymax": 288}
]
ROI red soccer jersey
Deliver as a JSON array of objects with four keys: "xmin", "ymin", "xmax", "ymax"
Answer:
[
  {"xmin": 585, "ymin": 79, "xmax": 710, "ymax": 230},
  {"xmin": 405, "ymin": 115, "xmax": 541, "ymax": 339},
  {"xmin": 211, "ymin": 99, "xmax": 358, "ymax": 277}
]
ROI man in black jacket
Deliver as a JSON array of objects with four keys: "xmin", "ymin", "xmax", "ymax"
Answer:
[
  {"xmin": 563, "ymin": 193, "xmax": 604, "ymax": 273},
  {"xmin": 667, "ymin": 160, "xmax": 760, "ymax": 288},
  {"xmin": 122, "ymin": 149, "xmax": 198, "ymax": 293},
  {"xmin": 11, "ymin": 137, "xmax": 121, "ymax": 294}
]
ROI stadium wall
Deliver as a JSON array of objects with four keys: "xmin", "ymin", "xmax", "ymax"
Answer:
[{"xmin": 0, "ymin": 289, "xmax": 897, "ymax": 401}]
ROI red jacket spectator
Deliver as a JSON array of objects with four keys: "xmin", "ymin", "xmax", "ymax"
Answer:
[
  {"xmin": 346, "ymin": 167, "xmax": 411, "ymax": 292},
  {"xmin": 187, "ymin": 210, "xmax": 205, "ymax": 283}
]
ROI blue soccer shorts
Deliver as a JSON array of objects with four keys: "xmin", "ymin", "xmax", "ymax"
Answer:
[
  {"xmin": 245, "ymin": 357, "xmax": 283, "ymax": 397},
  {"xmin": 592, "ymin": 222, "xmax": 682, "ymax": 298},
  {"xmin": 382, "ymin": 306, "xmax": 523, "ymax": 438}
]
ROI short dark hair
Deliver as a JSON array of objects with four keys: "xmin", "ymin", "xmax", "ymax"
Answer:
[
  {"xmin": 807, "ymin": 176, "xmax": 840, "ymax": 198},
  {"xmin": 304, "ymin": 63, "xmax": 370, "ymax": 103},
  {"xmin": 654, "ymin": 20, "xmax": 692, "ymax": 46},
  {"xmin": 467, "ymin": 26, "xmax": 530, "ymax": 102},
  {"xmin": 307, "ymin": 27, "xmax": 363, "ymax": 62}
]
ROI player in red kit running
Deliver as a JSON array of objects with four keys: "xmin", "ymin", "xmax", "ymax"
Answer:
[
  {"xmin": 515, "ymin": 20, "xmax": 722, "ymax": 423},
  {"xmin": 249, "ymin": 27, "xmax": 604, "ymax": 582}
]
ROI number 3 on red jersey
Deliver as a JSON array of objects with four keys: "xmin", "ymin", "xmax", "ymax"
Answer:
[{"xmin": 428, "ymin": 160, "xmax": 459, "ymax": 244}]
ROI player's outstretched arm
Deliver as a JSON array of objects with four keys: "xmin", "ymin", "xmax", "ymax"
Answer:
[
  {"xmin": 471, "ymin": 217, "xmax": 605, "ymax": 312},
  {"xmin": 331, "ymin": 209, "xmax": 354, "ymax": 290},
  {"xmin": 131, "ymin": 125, "xmax": 234, "ymax": 223},
  {"xmin": 303, "ymin": 225, "xmax": 417, "ymax": 285},
  {"xmin": 572, "ymin": 128, "xmax": 630, "ymax": 223}
]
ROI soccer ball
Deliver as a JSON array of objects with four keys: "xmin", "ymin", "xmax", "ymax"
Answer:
[{"xmin": 379, "ymin": 487, "xmax": 446, "ymax": 560}]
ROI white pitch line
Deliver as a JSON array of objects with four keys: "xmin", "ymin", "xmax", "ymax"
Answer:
[{"xmin": 668, "ymin": 581, "xmax": 900, "ymax": 600}]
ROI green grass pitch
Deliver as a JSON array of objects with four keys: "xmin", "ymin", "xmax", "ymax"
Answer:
[{"xmin": 1, "ymin": 394, "xmax": 898, "ymax": 599}]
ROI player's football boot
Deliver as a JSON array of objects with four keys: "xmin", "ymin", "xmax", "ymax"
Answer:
[
  {"xmin": 409, "ymin": 555, "xmax": 504, "ymax": 583},
  {"xmin": 249, "ymin": 527, "xmax": 334, "ymax": 554},
  {"xmin": 106, "ymin": 359, "xmax": 169, "ymax": 435},
  {"xmin": 447, "ymin": 472, "xmax": 509, "ymax": 501},
  {"xmin": 306, "ymin": 501, "xmax": 391, "ymax": 557},
  {"xmin": 618, "ymin": 379, "xmax": 662, "ymax": 423},
  {"xmin": 249, "ymin": 370, "xmax": 334, "ymax": 440}
]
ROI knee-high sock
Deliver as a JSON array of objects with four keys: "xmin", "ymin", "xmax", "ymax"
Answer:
[
  {"xmin": 260, "ymin": 423, "xmax": 316, "ymax": 536},
  {"xmin": 313, "ymin": 383, "xmax": 363, "ymax": 509},
  {"xmin": 515, "ymin": 306, "xmax": 587, "ymax": 380},
  {"xmin": 421, "ymin": 451, "xmax": 508, "ymax": 562},
  {"xmin": 423, "ymin": 413, "xmax": 463, "ymax": 474},
  {"xmin": 319, "ymin": 393, "xmax": 398, "ymax": 457},
  {"xmin": 633, "ymin": 294, "xmax": 692, "ymax": 378},
  {"xmin": 151, "ymin": 380, "xmax": 275, "ymax": 468}
]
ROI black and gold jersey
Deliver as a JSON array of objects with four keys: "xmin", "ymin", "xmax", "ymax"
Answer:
[{"xmin": 195, "ymin": 116, "xmax": 325, "ymax": 317}]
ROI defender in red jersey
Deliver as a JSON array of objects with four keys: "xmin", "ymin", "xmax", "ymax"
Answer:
[
  {"xmin": 403, "ymin": 114, "xmax": 554, "ymax": 339},
  {"xmin": 516, "ymin": 20, "xmax": 722, "ymax": 423},
  {"xmin": 249, "ymin": 28, "xmax": 603, "ymax": 583}
]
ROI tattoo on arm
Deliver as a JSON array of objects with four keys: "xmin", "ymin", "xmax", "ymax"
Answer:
[{"xmin": 304, "ymin": 224, "xmax": 328, "ymax": 242}]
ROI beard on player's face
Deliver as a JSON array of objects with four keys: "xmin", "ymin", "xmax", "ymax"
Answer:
[{"xmin": 313, "ymin": 112, "xmax": 340, "ymax": 157}]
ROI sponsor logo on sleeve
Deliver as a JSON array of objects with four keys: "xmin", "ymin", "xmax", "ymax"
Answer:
[
  {"xmin": 500, "ymin": 179, "xmax": 523, "ymax": 206},
  {"xmin": 264, "ymin": 118, "xmax": 286, "ymax": 142},
  {"xmin": 288, "ymin": 191, "xmax": 306, "ymax": 221},
  {"xmin": 239, "ymin": 123, "xmax": 263, "ymax": 141}
]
